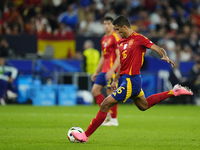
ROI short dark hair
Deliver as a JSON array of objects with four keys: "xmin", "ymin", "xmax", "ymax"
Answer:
[
  {"xmin": 113, "ymin": 15, "xmax": 131, "ymax": 28},
  {"xmin": 103, "ymin": 16, "xmax": 114, "ymax": 22}
]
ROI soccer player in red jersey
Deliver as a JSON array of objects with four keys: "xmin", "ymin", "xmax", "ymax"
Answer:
[
  {"xmin": 72, "ymin": 15, "xmax": 193, "ymax": 143},
  {"xmin": 91, "ymin": 16, "xmax": 120, "ymax": 126}
]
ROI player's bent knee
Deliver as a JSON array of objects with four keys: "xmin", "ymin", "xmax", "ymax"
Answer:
[
  {"xmin": 100, "ymin": 101, "xmax": 109, "ymax": 112},
  {"xmin": 100, "ymin": 96, "xmax": 118, "ymax": 112},
  {"xmin": 138, "ymin": 105, "xmax": 149, "ymax": 111},
  {"xmin": 100, "ymin": 98, "xmax": 112, "ymax": 112}
]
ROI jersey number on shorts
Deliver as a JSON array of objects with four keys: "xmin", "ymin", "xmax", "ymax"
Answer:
[{"xmin": 113, "ymin": 87, "xmax": 125, "ymax": 96}]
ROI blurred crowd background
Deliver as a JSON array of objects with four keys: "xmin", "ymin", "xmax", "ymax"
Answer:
[
  {"xmin": 1, "ymin": 0, "xmax": 200, "ymax": 62},
  {"xmin": 0, "ymin": 0, "xmax": 200, "ymax": 105}
]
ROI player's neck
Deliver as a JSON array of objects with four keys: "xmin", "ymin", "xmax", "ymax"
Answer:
[
  {"xmin": 105, "ymin": 29, "xmax": 113, "ymax": 36},
  {"xmin": 125, "ymin": 29, "xmax": 134, "ymax": 38}
]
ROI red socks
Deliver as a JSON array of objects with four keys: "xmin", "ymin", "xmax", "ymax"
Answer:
[
  {"xmin": 85, "ymin": 110, "xmax": 107, "ymax": 137},
  {"xmin": 147, "ymin": 90, "xmax": 174, "ymax": 107},
  {"xmin": 109, "ymin": 104, "xmax": 118, "ymax": 118},
  {"xmin": 94, "ymin": 94, "xmax": 105, "ymax": 106}
]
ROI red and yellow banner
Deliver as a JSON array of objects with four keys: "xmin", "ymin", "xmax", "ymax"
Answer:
[{"xmin": 37, "ymin": 33, "xmax": 75, "ymax": 59}]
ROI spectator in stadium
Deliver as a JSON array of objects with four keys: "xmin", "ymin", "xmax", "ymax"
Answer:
[
  {"xmin": 175, "ymin": 6, "xmax": 190, "ymax": 28},
  {"xmin": 57, "ymin": 4, "xmax": 78, "ymax": 31},
  {"xmin": 82, "ymin": 40, "xmax": 100, "ymax": 75},
  {"xmin": 105, "ymin": 9, "xmax": 117, "ymax": 19},
  {"xmin": 180, "ymin": 45, "xmax": 193, "ymax": 62},
  {"xmin": 157, "ymin": 33, "xmax": 176, "ymax": 52},
  {"xmin": 78, "ymin": 13, "xmax": 105, "ymax": 37},
  {"xmin": 38, "ymin": 24, "xmax": 52, "ymax": 37},
  {"xmin": 0, "ymin": 11, "xmax": 4, "ymax": 25},
  {"xmin": 187, "ymin": 60, "xmax": 200, "ymax": 104},
  {"xmin": 56, "ymin": 0, "xmax": 73, "ymax": 15},
  {"xmin": 78, "ymin": 5, "xmax": 95, "ymax": 23},
  {"xmin": 190, "ymin": 7, "xmax": 200, "ymax": 31},
  {"xmin": 168, "ymin": 18, "xmax": 179, "ymax": 37},
  {"xmin": 53, "ymin": 23, "xmax": 74, "ymax": 37},
  {"xmin": 0, "ymin": 38, "xmax": 15, "ymax": 58},
  {"xmin": 20, "ymin": 2, "xmax": 39, "ymax": 22},
  {"xmin": 102, "ymin": 0, "xmax": 112, "ymax": 13},
  {"xmin": 0, "ymin": 57, "xmax": 18, "ymax": 106},
  {"xmin": 169, "ymin": 61, "xmax": 187, "ymax": 87},
  {"xmin": 35, "ymin": 11, "xmax": 52, "ymax": 34},
  {"xmin": 2, "ymin": 24, "xmax": 11, "ymax": 35},
  {"xmin": 186, "ymin": 32, "xmax": 200, "ymax": 53},
  {"xmin": 3, "ymin": 3, "xmax": 24, "ymax": 32},
  {"xmin": 42, "ymin": 0, "xmax": 58, "ymax": 31},
  {"xmin": 25, "ymin": 17, "xmax": 37, "ymax": 35},
  {"xmin": 78, "ymin": 13, "xmax": 96, "ymax": 37},
  {"xmin": 11, "ymin": 23, "xmax": 21, "ymax": 35}
]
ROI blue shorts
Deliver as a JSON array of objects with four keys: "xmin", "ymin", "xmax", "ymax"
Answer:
[
  {"xmin": 94, "ymin": 72, "xmax": 116, "ymax": 89},
  {"xmin": 111, "ymin": 74, "xmax": 144, "ymax": 103}
]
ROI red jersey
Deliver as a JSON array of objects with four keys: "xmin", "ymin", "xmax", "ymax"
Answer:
[
  {"xmin": 101, "ymin": 31, "xmax": 120, "ymax": 73},
  {"xmin": 118, "ymin": 31, "xmax": 154, "ymax": 76}
]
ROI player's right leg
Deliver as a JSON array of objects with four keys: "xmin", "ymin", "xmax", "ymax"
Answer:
[
  {"xmin": 101, "ymin": 73, "xmax": 119, "ymax": 126},
  {"xmin": 72, "ymin": 95, "xmax": 119, "ymax": 143},
  {"xmin": 132, "ymin": 84, "xmax": 193, "ymax": 111}
]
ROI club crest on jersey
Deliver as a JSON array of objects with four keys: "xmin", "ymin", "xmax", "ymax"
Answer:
[
  {"xmin": 124, "ymin": 44, "xmax": 128, "ymax": 49},
  {"xmin": 129, "ymin": 39, "xmax": 134, "ymax": 48},
  {"xmin": 120, "ymin": 43, "xmax": 123, "ymax": 47}
]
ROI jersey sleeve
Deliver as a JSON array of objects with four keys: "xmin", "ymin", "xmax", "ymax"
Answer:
[
  {"xmin": 113, "ymin": 38, "xmax": 118, "ymax": 50},
  {"xmin": 138, "ymin": 35, "xmax": 154, "ymax": 49},
  {"xmin": 112, "ymin": 34, "xmax": 120, "ymax": 50}
]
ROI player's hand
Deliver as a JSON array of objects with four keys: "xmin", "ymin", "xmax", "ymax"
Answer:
[
  {"xmin": 111, "ymin": 80, "xmax": 117, "ymax": 91},
  {"xmin": 106, "ymin": 70, "xmax": 114, "ymax": 80},
  {"xmin": 161, "ymin": 56, "xmax": 175, "ymax": 67},
  {"xmin": 91, "ymin": 73, "xmax": 98, "ymax": 82}
]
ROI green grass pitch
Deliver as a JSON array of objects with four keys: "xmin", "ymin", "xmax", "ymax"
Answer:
[{"xmin": 0, "ymin": 104, "xmax": 200, "ymax": 150}]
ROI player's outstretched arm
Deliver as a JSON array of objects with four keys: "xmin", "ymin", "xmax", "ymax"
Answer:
[
  {"xmin": 150, "ymin": 44, "xmax": 175, "ymax": 67},
  {"xmin": 91, "ymin": 51, "xmax": 104, "ymax": 82}
]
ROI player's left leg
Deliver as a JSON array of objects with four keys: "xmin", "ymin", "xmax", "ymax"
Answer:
[
  {"xmin": 101, "ymin": 88, "xmax": 119, "ymax": 126},
  {"xmin": 132, "ymin": 84, "xmax": 193, "ymax": 111},
  {"xmin": 92, "ymin": 73, "xmax": 107, "ymax": 106},
  {"xmin": 72, "ymin": 95, "xmax": 119, "ymax": 143}
]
